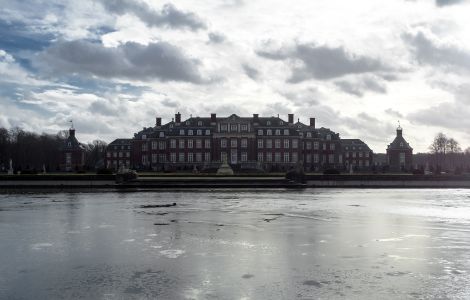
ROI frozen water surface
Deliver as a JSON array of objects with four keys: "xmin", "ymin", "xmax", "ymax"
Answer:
[{"xmin": 1, "ymin": 189, "xmax": 470, "ymax": 299}]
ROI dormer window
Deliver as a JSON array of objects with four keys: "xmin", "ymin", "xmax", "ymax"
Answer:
[
  {"xmin": 306, "ymin": 132, "xmax": 312, "ymax": 138},
  {"xmin": 326, "ymin": 134, "xmax": 331, "ymax": 140},
  {"xmin": 267, "ymin": 121, "xmax": 271, "ymax": 126},
  {"xmin": 400, "ymin": 142, "xmax": 403, "ymax": 147},
  {"xmin": 186, "ymin": 121, "xmax": 190, "ymax": 125},
  {"xmin": 169, "ymin": 124, "xmax": 173, "ymax": 129},
  {"xmin": 280, "ymin": 121, "xmax": 284, "ymax": 125},
  {"xmin": 198, "ymin": 121, "xmax": 203, "ymax": 126},
  {"xmin": 142, "ymin": 134, "xmax": 147, "ymax": 139},
  {"xmin": 159, "ymin": 132, "xmax": 164, "ymax": 138}
]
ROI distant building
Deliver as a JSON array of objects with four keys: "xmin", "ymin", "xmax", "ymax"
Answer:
[
  {"xmin": 387, "ymin": 125, "xmax": 413, "ymax": 172},
  {"xmin": 106, "ymin": 113, "xmax": 374, "ymax": 173},
  {"xmin": 340, "ymin": 139, "xmax": 373, "ymax": 171},
  {"xmin": 60, "ymin": 127, "xmax": 85, "ymax": 171}
]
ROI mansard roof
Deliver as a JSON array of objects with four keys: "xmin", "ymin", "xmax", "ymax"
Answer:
[
  {"xmin": 340, "ymin": 139, "xmax": 372, "ymax": 151},
  {"xmin": 109, "ymin": 138, "xmax": 132, "ymax": 145},
  {"xmin": 61, "ymin": 129, "xmax": 85, "ymax": 151},
  {"xmin": 387, "ymin": 135, "xmax": 412, "ymax": 150}
]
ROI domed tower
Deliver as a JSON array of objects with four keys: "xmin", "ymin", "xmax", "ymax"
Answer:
[
  {"xmin": 60, "ymin": 122, "xmax": 85, "ymax": 171},
  {"xmin": 386, "ymin": 124, "xmax": 413, "ymax": 172}
]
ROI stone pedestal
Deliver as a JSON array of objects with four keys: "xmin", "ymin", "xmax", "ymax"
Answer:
[{"xmin": 217, "ymin": 161, "xmax": 234, "ymax": 175}]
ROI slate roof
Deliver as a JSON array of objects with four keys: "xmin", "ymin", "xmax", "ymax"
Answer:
[{"xmin": 387, "ymin": 128, "xmax": 413, "ymax": 150}]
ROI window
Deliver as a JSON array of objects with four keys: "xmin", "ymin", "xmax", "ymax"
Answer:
[
  {"xmin": 205, "ymin": 129, "xmax": 210, "ymax": 135},
  {"xmin": 221, "ymin": 139, "xmax": 227, "ymax": 148},
  {"xmin": 186, "ymin": 121, "xmax": 190, "ymax": 125},
  {"xmin": 266, "ymin": 139, "xmax": 272, "ymax": 148},
  {"xmin": 313, "ymin": 153, "xmax": 319, "ymax": 163},
  {"xmin": 258, "ymin": 129, "xmax": 263, "ymax": 135},
  {"xmin": 400, "ymin": 142, "xmax": 403, "ymax": 147},
  {"xmin": 142, "ymin": 144, "xmax": 148, "ymax": 152},
  {"xmin": 400, "ymin": 152, "xmax": 406, "ymax": 164},
  {"xmin": 329, "ymin": 154, "xmax": 334, "ymax": 163},
  {"xmin": 241, "ymin": 124, "xmax": 248, "ymax": 131},
  {"xmin": 257, "ymin": 152, "xmax": 264, "ymax": 162},
  {"xmin": 292, "ymin": 139, "xmax": 298, "ymax": 149},
  {"xmin": 329, "ymin": 143, "xmax": 335, "ymax": 150},
  {"xmin": 107, "ymin": 152, "xmax": 111, "ymax": 158},
  {"xmin": 231, "ymin": 124, "xmax": 238, "ymax": 131},
  {"xmin": 179, "ymin": 140, "xmax": 185, "ymax": 149},
  {"xmin": 365, "ymin": 152, "xmax": 369, "ymax": 158},
  {"xmin": 365, "ymin": 160, "xmax": 369, "ymax": 167},
  {"xmin": 339, "ymin": 155, "xmax": 342, "ymax": 164},
  {"xmin": 258, "ymin": 139, "xmax": 263, "ymax": 148},
  {"xmin": 313, "ymin": 142, "xmax": 319, "ymax": 150},
  {"xmin": 275, "ymin": 139, "xmax": 281, "ymax": 149},
  {"xmin": 151, "ymin": 141, "xmax": 158, "ymax": 150},
  {"xmin": 284, "ymin": 129, "xmax": 289, "ymax": 135},
  {"xmin": 359, "ymin": 152, "xmax": 363, "ymax": 158},
  {"xmin": 159, "ymin": 154, "xmax": 166, "ymax": 163},
  {"xmin": 352, "ymin": 152, "xmax": 356, "ymax": 158},
  {"xmin": 170, "ymin": 153, "xmax": 176, "ymax": 162},
  {"xmin": 179, "ymin": 129, "xmax": 185, "ymax": 135},
  {"xmin": 159, "ymin": 141, "xmax": 166, "ymax": 150},
  {"xmin": 142, "ymin": 155, "xmax": 148, "ymax": 165},
  {"xmin": 196, "ymin": 153, "xmax": 202, "ymax": 162},
  {"xmin": 266, "ymin": 153, "xmax": 272, "ymax": 162},
  {"xmin": 284, "ymin": 153, "xmax": 290, "ymax": 163},
  {"xmin": 197, "ymin": 129, "xmax": 202, "ymax": 135},
  {"xmin": 292, "ymin": 153, "xmax": 298, "ymax": 163},
  {"xmin": 326, "ymin": 134, "xmax": 331, "ymax": 140},
  {"xmin": 306, "ymin": 142, "xmax": 312, "ymax": 150},
  {"xmin": 266, "ymin": 121, "xmax": 271, "ymax": 126},
  {"xmin": 142, "ymin": 134, "xmax": 147, "ymax": 139},
  {"xmin": 113, "ymin": 152, "xmax": 117, "ymax": 158},
  {"xmin": 188, "ymin": 140, "xmax": 193, "ymax": 148},
  {"xmin": 241, "ymin": 139, "xmax": 247, "ymax": 148},
  {"xmin": 306, "ymin": 154, "xmax": 312, "ymax": 163},
  {"xmin": 152, "ymin": 154, "xmax": 157, "ymax": 163},
  {"xmin": 241, "ymin": 152, "xmax": 247, "ymax": 162},
  {"xmin": 159, "ymin": 132, "xmax": 164, "ymax": 138},
  {"xmin": 231, "ymin": 139, "xmax": 237, "ymax": 148},
  {"xmin": 275, "ymin": 129, "xmax": 280, "ymax": 135},
  {"xmin": 346, "ymin": 152, "xmax": 349, "ymax": 158},
  {"xmin": 198, "ymin": 121, "xmax": 202, "ymax": 126},
  {"xmin": 323, "ymin": 143, "xmax": 326, "ymax": 150},
  {"xmin": 306, "ymin": 132, "xmax": 312, "ymax": 138},
  {"xmin": 119, "ymin": 152, "xmax": 122, "ymax": 158},
  {"xmin": 275, "ymin": 152, "xmax": 281, "ymax": 162},
  {"xmin": 188, "ymin": 153, "xmax": 194, "ymax": 162},
  {"xmin": 280, "ymin": 121, "xmax": 284, "ymax": 125},
  {"xmin": 188, "ymin": 130, "xmax": 193, "ymax": 136},
  {"xmin": 205, "ymin": 139, "xmax": 211, "ymax": 149},
  {"xmin": 170, "ymin": 139, "xmax": 176, "ymax": 148},
  {"xmin": 196, "ymin": 139, "xmax": 202, "ymax": 149},
  {"xmin": 284, "ymin": 139, "xmax": 289, "ymax": 148},
  {"xmin": 179, "ymin": 153, "xmax": 185, "ymax": 162},
  {"xmin": 267, "ymin": 129, "xmax": 272, "ymax": 136},
  {"xmin": 221, "ymin": 124, "xmax": 227, "ymax": 131},
  {"xmin": 205, "ymin": 152, "xmax": 211, "ymax": 162}
]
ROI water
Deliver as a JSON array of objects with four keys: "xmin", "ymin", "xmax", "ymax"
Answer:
[{"xmin": 1, "ymin": 189, "xmax": 470, "ymax": 299}]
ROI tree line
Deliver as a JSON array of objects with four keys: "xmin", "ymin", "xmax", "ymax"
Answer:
[
  {"xmin": 0, "ymin": 127, "xmax": 107, "ymax": 173},
  {"xmin": 414, "ymin": 132, "xmax": 470, "ymax": 174}
]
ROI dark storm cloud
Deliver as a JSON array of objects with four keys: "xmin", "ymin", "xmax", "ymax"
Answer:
[
  {"xmin": 257, "ymin": 43, "xmax": 389, "ymax": 82},
  {"xmin": 403, "ymin": 31, "xmax": 470, "ymax": 72},
  {"xmin": 242, "ymin": 64, "xmax": 259, "ymax": 80},
  {"xmin": 435, "ymin": 0, "xmax": 466, "ymax": 6},
  {"xmin": 97, "ymin": 0, "xmax": 206, "ymax": 31},
  {"xmin": 37, "ymin": 40, "xmax": 206, "ymax": 83}
]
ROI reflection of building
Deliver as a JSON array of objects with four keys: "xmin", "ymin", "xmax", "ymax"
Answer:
[
  {"xmin": 106, "ymin": 113, "xmax": 373, "ymax": 172},
  {"xmin": 387, "ymin": 125, "xmax": 413, "ymax": 172},
  {"xmin": 340, "ymin": 139, "xmax": 373, "ymax": 171},
  {"xmin": 60, "ymin": 127, "xmax": 85, "ymax": 171}
]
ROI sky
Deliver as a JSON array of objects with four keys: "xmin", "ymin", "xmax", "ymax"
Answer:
[{"xmin": 1, "ymin": 0, "xmax": 470, "ymax": 153}]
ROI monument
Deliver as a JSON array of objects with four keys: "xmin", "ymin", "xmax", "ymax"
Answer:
[
  {"xmin": 7, "ymin": 159, "xmax": 13, "ymax": 175},
  {"xmin": 216, "ymin": 157, "xmax": 234, "ymax": 175}
]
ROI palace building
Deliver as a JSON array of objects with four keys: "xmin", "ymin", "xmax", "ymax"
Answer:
[
  {"xmin": 387, "ymin": 125, "xmax": 413, "ymax": 172},
  {"xmin": 60, "ymin": 126, "xmax": 85, "ymax": 171},
  {"xmin": 106, "ymin": 113, "xmax": 373, "ymax": 172}
]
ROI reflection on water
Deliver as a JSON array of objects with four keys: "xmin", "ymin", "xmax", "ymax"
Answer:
[{"xmin": 1, "ymin": 189, "xmax": 470, "ymax": 299}]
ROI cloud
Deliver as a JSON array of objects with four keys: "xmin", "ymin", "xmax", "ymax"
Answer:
[
  {"xmin": 385, "ymin": 108, "xmax": 404, "ymax": 119},
  {"xmin": 208, "ymin": 32, "xmax": 226, "ymax": 44},
  {"xmin": 335, "ymin": 75, "xmax": 387, "ymax": 97},
  {"xmin": 257, "ymin": 42, "xmax": 389, "ymax": 82},
  {"xmin": 435, "ymin": 0, "xmax": 466, "ymax": 6},
  {"xmin": 161, "ymin": 98, "xmax": 178, "ymax": 108},
  {"xmin": 36, "ymin": 40, "xmax": 207, "ymax": 83},
  {"xmin": 97, "ymin": 1, "xmax": 206, "ymax": 31},
  {"xmin": 403, "ymin": 30, "xmax": 470, "ymax": 72},
  {"xmin": 242, "ymin": 64, "xmax": 259, "ymax": 80}
]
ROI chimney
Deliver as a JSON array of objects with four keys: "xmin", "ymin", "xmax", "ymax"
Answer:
[
  {"xmin": 310, "ymin": 117, "xmax": 315, "ymax": 128},
  {"xmin": 156, "ymin": 117, "xmax": 162, "ymax": 127},
  {"xmin": 288, "ymin": 113, "xmax": 294, "ymax": 124},
  {"xmin": 211, "ymin": 113, "xmax": 217, "ymax": 123},
  {"xmin": 175, "ymin": 112, "xmax": 181, "ymax": 123},
  {"xmin": 253, "ymin": 114, "xmax": 259, "ymax": 123}
]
